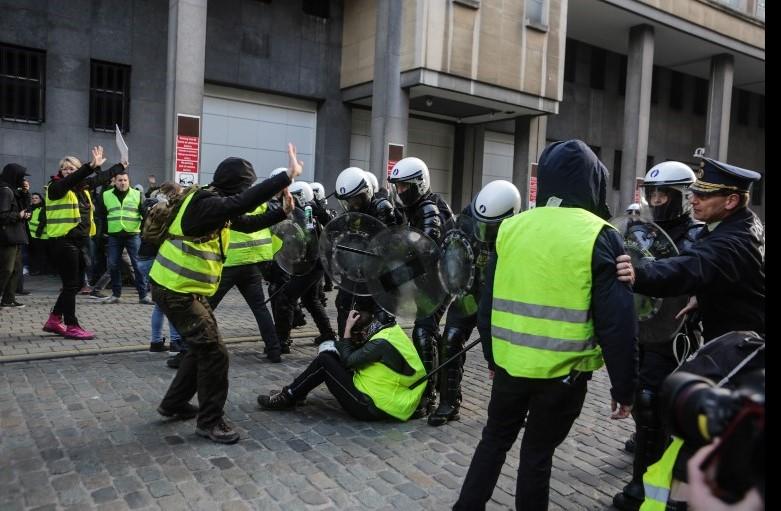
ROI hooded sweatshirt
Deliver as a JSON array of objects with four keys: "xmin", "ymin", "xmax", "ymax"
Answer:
[
  {"xmin": 476, "ymin": 139, "xmax": 638, "ymax": 405},
  {"xmin": 0, "ymin": 163, "xmax": 31, "ymax": 245}
]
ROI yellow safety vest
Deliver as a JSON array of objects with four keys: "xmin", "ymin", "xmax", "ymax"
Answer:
[
  {"xmin": 28, "ymin": 208, "xmax": 48, "ymax": 240},
  {"xmin": 492, "ymin": 207, "xmax": 610, "ymax": 378},
  {"xmin": 224, "ymin": 203, "xmax": 274, "ymax": 267},
  {"xmin": 640, "ymin": 437, "xmax": 684, "ymax": 511},
  {"xmin": 353, "ymin": 324, "xmax": 426, "ymax": 421},
  {"xmin": 44, "ymin": 185, "xmax": 96, "ymax": 238},
  {"xmin": 149, "ymin": 191, "xmax": 229, "ymax": 296},
  {"xmin": 102, "ymin": 187, "xmax": 142, "ymax": 234}
]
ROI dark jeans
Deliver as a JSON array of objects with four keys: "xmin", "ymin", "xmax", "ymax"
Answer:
[
  {"xmin": 0, "ymin": 245, "xmax": 21, "ymax": 303},
  {"xmin": 29, "ymin": 237, "xmax": 50, "ymax": 274},
  {"xmin": 454, "ymin": 369, "xmax": 588, "ymax": 511},
  {"xmin": 51, "ymin": 237, "xmax": 88, "ymax": 325},
  {"xmin": 288, "ymin": 351, "xmax": 388, "ymax": 421},
  {"xmin": 208, "ymin": 264, "xmax": 281, "ymax": 356},
  {"xmin": 154, "ymin": 284, "xmax": 228, "ymax": 429},
  {"xmin": 274, "ymin": 266, "xmax": 335, "ymax": 342},
  {"xmin": 89, "ymin": 236, "xmax": 106, "ymax": 285},
  {"xmin": 107, "ymin": 234, "xmax": 146, "ymax": 299}
]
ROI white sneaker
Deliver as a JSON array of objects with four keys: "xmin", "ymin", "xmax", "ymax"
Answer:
[{"xmin": 101, "ymin": 295, "xmax": 120, "ymax": 304}]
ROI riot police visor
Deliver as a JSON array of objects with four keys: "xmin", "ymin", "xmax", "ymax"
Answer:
[
  {"xmin": 474, "ymin": 220, "xmax": 501, "ymax": 243},
  {"xmin": 338, "ymin": 189, "xmax": 372, "ymax": 212},
  {"xmin": 642, "ymin": 185, "xmax": 688, "ymax": 222},
  {"xmin": 392, "ymin": 182, "xmax": 421, "ymax": 207}
]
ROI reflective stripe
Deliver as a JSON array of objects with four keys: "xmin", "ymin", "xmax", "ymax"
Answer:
[
  {"xmin": 169, "ymin": 240, "xmax": 222, "ymax": 261},
  {"xmin": 643, "ymin": 484, "xmax": 669, "ymax": 504},
  {"xmin": 493, "ymin": 298, "xmax": 589, "ymax": 324},
  {"xmin": 46, "ymin": 218, "xmax": 80, "ymax": 224},
  {"xmin": 154, "ymin": 253, "xmax": 219, "ymax": 284},
  {"xmin": 492, "ymin": 326, "xmax": 596, "ymax": 352},
  {"xmin": 46, "ymin": 203, "xmax": 79, "ymax": 212},
  {"xmin": 230, "ymin": 238, "xmax": 272, "ymax": 249},
  {"xmin": 106, "ymin": 207, "xmax": 122, "ymax": 213}
]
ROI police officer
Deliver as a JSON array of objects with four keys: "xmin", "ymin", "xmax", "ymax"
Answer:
[
  {"xmin": 310, "ymin": 181, "xmax": 336, "ymax": 298},
  {"xmin": 617, "ymin": 156, "xmax": 765, "ymax": 342},
  {"xmin": 454, "ymin": 140, "xmax": 637, "ymax": 510},
  {"xmin": 428, "ymin": 180, "xmax": 521, "ymax": 427},
  {"xmin": 613, "ymin": 161, "xmax": 704, "ymax": 511},
  {"xmin": 387, "ymin": 157, "xmax": 455, "ymax": 417},
  {"xmin": 332, "ymin": 166, "xmax": 402, "ymax": 337},
  {"xmin": 150, "ymin": 145, "xmax": 300, "ymax": 444}
]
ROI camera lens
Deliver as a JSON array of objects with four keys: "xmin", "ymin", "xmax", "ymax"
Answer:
[{"xmin": 660, "ymin": 372, "xmax": 733, "ymax": 446}]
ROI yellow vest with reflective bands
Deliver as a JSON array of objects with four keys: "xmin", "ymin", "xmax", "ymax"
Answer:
[
  {"xmin": 149, "ymin": 191, "xmax": 229, "ymax": 296},
  {"xmin": 103, "ymin": 187, "xmax": 142, "ymax": 234},
  {"xmin": 640, "ymin": 437, "xmax": 684, "ymax": 511},
  {"xmin": 353, "ymin": 324, "xmax": 426, "ymax": 421},
  {"xmin": 44, "ymin": 185, "xmax": 96, "ymax": 238},
  {"xmin": 224, "ymin": 203, "xmax": 274, "ymax": 267},
  {"xmin": 28, "ymin": 208, "xmax": 48, "ymax": 240},
  {"xmin": 492, "ymin": 207, "xmax": 610, "ymax": 378}
]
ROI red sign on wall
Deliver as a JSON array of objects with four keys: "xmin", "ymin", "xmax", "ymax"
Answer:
[
  {"xmin": 528, "ymin": 163, "xmax": 538, "ymax": 208},
  {"xmin": 174, "ymin": 114, "xmax": 201, "ymax": 186},
  {"xmin": 387, "ymin": 143, "xmax": 404, "ymax": 178}
]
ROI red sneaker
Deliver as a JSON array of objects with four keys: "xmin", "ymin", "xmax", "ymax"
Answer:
[
  {"xmin": 63, "ymin": 325, "xmax": 95, "ymax": 340},
  {"xmin": 42, "ymin": 314, "xmax": 67, "ymax": 335}
]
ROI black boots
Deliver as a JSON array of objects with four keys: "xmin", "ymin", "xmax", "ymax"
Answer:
[
  {"xmin": 428, "ymin": 328, "xmax": 465, "ymax": 427},
  {"xmin": 257, "ymin": 388, "xmax": 298, "ymax": 410}
]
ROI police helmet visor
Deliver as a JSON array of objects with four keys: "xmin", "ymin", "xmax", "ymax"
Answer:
[
  {"xmin": 642, "ymin": 185, "xmax": 688, "ymax": 222},
  {"xmin": 474, "ymin": 220, "xmax": 501, "ymax": 243},
  {"xmin": 392, "ymin": 181, "xmax": 422, "ymax": 207},
  {"xmin": 338, "ymin": 189, "xmax": 372, "ymax": 212}
]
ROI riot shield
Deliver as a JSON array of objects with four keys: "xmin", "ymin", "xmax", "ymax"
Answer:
[
  {"xmin": 318, "ymin": 212, "xmax": 388, "ymax": 296},
  {"xmin": 271, "ymin": 218, "xmax": 319, "ymax": 276},
  {"xmin": 439, "ymin": 214, "xmax": 476, "ymax": 297},
  {"xmin": 610, "ymin": 214, "xmax": 688, "ymax": 344},
  {"xmin": 364, "ymin": 226, "xmax": 449, "ymax": 322}
]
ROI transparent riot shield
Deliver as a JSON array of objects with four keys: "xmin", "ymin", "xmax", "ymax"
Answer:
[{"xmin": 271, "ymin": 218, "xmax": 319, "ymax": 276}]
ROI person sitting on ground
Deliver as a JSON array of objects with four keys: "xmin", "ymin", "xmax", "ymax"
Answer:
[{"xmin": 258, "ymin": 308, "xmax": 426, "ymax": 422}]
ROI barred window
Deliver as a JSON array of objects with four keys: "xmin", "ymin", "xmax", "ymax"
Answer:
[
  {"xmin": 0, "ymin": 43, "xmax": 46, "ymax": 123},
  {"xmin": 90, "ymin": 60, "xmax": 130, "ymax": 132},
  {"xmin": 612, "ymin": 150, "xmax": 622, "ymax": 191}
]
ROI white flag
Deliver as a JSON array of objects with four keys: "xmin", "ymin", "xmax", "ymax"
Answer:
[{"xmin": 115, "ymin": 124, "xmax": 129, "ymax": 163}]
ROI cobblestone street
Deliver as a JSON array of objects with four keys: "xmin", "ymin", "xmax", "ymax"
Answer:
[{"xmin": 1, "ymin": 277, "xmax": 635, "ymax": 510}]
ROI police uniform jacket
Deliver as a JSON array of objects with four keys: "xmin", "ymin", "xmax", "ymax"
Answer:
[{"xmin": 634, "ymin": 207, "xmax": 765, "ymax": 342}]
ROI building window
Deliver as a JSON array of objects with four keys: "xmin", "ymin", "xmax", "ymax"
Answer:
[
  {"xmin": 618, "ymin": 55, "xmax": 627, "ymax": 96},
  {"xmin": 0, "ymin": 43, "xmax": 46, "ymax": 123},
  {"xmin": 669, "ymin": 71, "xmax": 684, "ymax": 111},
  {"xmin": 89, "ymin": 60, "xmax": 131, "ymax": 133},
  {"xmin": 693, "ymin": 77, "xmax": 708, "ymax": 116},
  {"xmin": 646, "ymin": 155, "xmax": 654, "ymax": 171},
  {"xmin": 525, "ymin": 0, "xmax": 548, "ymax": 29},
  {"xmin": 303, "ymin": 0, "xmax": 329, "ymax": 18},
  {"xmin": 590, "ymin": 47, "xmax": 606, "ymax": 91},
  {"xmin": 736, "ymin": 90, "xmax": 750, "ymax": 126},
  {"xmin": 651, "ymin": 66, "xmax": 660, "ymax": 105},
  {"xmin": 612, "ymin": 150, "xmax": 622, "ymax": 191},
  {"xmin": 757, "ymin": 96, "xmax": 764, "ymax": 129},
  {"xmin": 564, "ymin": 39, "xmax": 577, "ymax": 83}
]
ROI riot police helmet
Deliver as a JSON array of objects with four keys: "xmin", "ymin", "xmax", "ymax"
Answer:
[
  {"xmin": 288, "ymin": 181, "xmax": 314, "ymax": 208},
  {"xmin": 470, "ymin": 179, "xmax": 522, "ymax": 242},
  {"xmin": 641, "ymin": 161, "xmax": 696, "ymax": 222},
  {"xmin": 626, "ymin": 203, "xmax": 642, "ymax": 215},
  {"xmin": 310, "ymin": 182, "xmax": 326, "ymax": 202},
  {"xmin": 363, "ymin": 171, "xmax": 380, "ymax": 195},
  {"xmin": 387, "ymin": 157, "xmax": 430, "ymax": 207},
  {"xmin": 335, "ymin": 166, "xmax": 373, "ymax": 212}
]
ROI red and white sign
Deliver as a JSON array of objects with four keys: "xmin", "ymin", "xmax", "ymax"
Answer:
[
  {"xmin": 174, "ymin": 114, "xmax": 201, "ymax": 186},
  {"xmin": 528, "ymin": 163, "xmax": 538, "ymax": 209},
  {"xmin": 387, "ymin": 143, "xmax": 404, "ymax": 178}
]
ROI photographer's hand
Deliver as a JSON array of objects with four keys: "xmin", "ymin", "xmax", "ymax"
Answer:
[{"xmin": 687, "ymin": 440, "xmax": 763, "ymax": 511}]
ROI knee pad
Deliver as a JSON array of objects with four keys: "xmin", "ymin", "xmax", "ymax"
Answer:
[{"xmin": 634, "ymin": 389, "xmax": 660, "ymax": 427}]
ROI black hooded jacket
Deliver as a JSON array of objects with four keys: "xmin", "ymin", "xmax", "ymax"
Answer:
[
  {"xmin": 0, "ymin": 163, "xmax": 31, "ymax": 245},
  {"xmin": 476, "ymin": 140, "xmax": 638, "ymax": 405}
]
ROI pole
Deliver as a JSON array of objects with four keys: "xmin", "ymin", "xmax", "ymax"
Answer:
[{"xmin": 408, "ymin": 337, "xmax": 482, "ymax": 389}]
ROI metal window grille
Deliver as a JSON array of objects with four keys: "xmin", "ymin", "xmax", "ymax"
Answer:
[
  {"xmin": 89, "ymin": 60, "xmax": 130, "ymax": 132},
  {"xmin": 0, "ymin": 43, "xmax": 46, "ymax": 123}
]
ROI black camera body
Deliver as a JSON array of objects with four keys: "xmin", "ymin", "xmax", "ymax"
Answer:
[{"xmin": 660, "ymin": 369, "xmax": 764, "ymax": 503}]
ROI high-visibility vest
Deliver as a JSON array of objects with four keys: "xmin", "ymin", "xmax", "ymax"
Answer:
[
  {"xmin": 224, "ymin": 203, "xmax": 274, "ymax": 267},
  {"xmin": 353, "ymin": 324, "xmax": 426, "ymax": 421},
  {"xmin": 28, "ymin": 208, "xmax": 48, "ymax": 240},
  {"xmin": 149, "ymin": 191, "xmax": 229, "ymax": 296},
  {"xmin": 640, "ymin": 437, "xmax": 684, "ymax": 511},
  {"xmin": 492, "ymin": 207, "xmax": 611, "ymax": 378},
  {"xmin": 44, "ymin": 185, "xmax": 96, "ymax": 238},
  {"xmin": 103, "ymin": 187, "xmax": 142, "ymax": 234}
]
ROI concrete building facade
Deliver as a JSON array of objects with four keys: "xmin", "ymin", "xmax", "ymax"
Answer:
[{"xmin": 1, "ymin": 0, "xmax": 764, "ymax": 218}]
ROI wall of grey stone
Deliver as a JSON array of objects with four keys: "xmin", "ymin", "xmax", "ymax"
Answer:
[
  {"xmin": 548, "ymin": 40, "xmax": 765, "ymax": 219},
  {"xmin": 204, "ymin": 0, "xmax": 350, "ymax": 189},
  {"xmin": 0, "ymin": 0, "xmax": 169, "ymax": 195}
]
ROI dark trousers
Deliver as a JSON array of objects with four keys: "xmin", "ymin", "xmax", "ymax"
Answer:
[
  {"xmin": 51, "ymin": 237, "xmax": 87, "ymax": 325},
  {"xmin": 0, "ymin": 245, "xmax": 21, "ymax": 303},
  {"xmin": 29, "ymin": 237, "xmax": 50, "ymax": 274},
  {"xmin": 454, "ymin": 369, "xmax": 588, "ymax": 511},
  {"xmin": 154, "ymin": 284, "xmax": 229, "ymax": 429},
  {"xmin": 274, "ymin": 267, "xmax": 335, "ymax": 342},
  {"xmin": 107, "ymin": 234, "xmax": 146, "ymax": 299},
  {"xmin": 288, "ymin": 352, "xmax": 387, "ymax": 421},
  {"xmin": 208, "ymin": 264, "xmax": 282, "ymax": 356}
]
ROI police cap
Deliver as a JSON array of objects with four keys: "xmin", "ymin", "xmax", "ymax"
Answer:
[{"xmin": 690, "ymin": 157, "xmax": 761, "ymax": 194}]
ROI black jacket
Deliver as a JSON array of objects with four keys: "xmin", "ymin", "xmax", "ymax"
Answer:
[
  {"xmin": 401, "ymin": 192, "xmax": 454, "ymax": 244},
  {"xmin": 634, "ymin": 207, "xmax": 765, "ymax": 342},
  {"xmin": 477, "ymin": 140, "xmax": 638, "ymax": 405},
  {"xmin": 0, "ymin": 164, "xmax": 30, "ymax": 246}
]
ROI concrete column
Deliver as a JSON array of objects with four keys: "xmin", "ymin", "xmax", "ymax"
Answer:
[
  {"xmin": 369, "ymin": 0, "xmax": 409, "ymax": 185},
  {"xmin": 705, "ymin": 54, "xmax": 734, "ymax": 161},
  {"xmin": 512, "ymin": 115, "xmax": 548, "ymax": 211},
  {"xmin": 164, "ymin": 0, "xmax": 208, "ymax": 180},
  {"xmin": 619, "ymin": 24, "xmax": 654, "ymax": 210}
]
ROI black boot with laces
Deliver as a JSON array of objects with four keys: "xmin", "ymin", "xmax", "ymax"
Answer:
[
  {"xmin": 257, "ymin": 388, "xmax": 297, "ymax": 410},
  {"xmin": 195, "ymin": 418, "xmax": 240, "ymax": 444}
]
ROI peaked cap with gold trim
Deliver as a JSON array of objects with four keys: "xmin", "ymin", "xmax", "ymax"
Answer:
[{"xmin": 690, "ymin": 157, "xmax": 762, "ymax": 194}]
